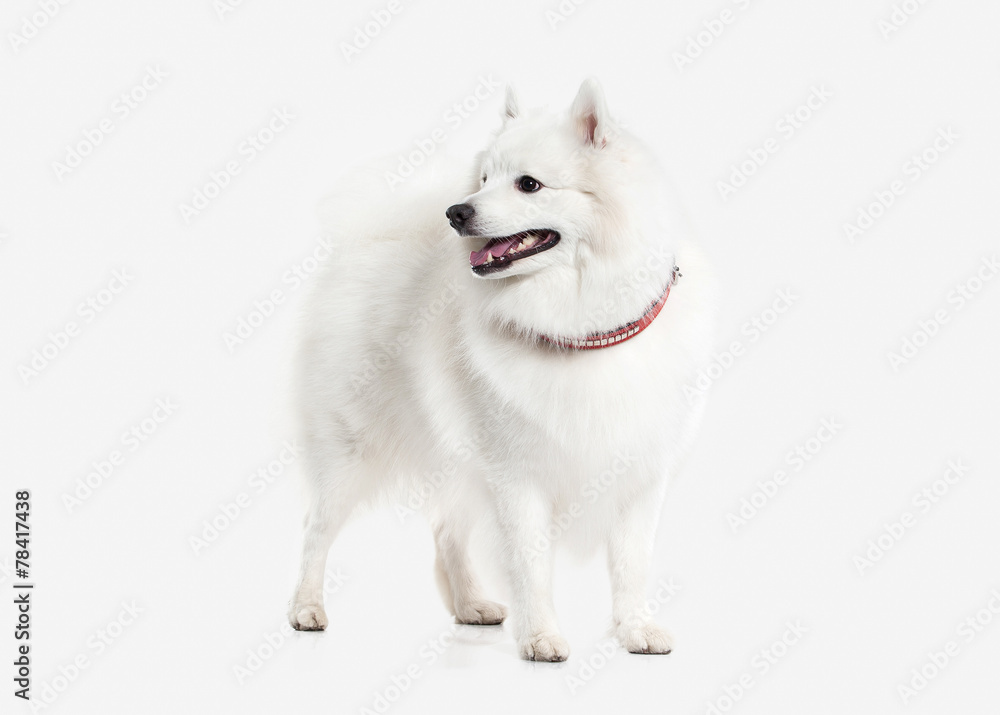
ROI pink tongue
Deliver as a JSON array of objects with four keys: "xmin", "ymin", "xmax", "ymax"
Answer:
[{"xmin": 470, "ymin": 236, "xmax": 520, "ymax": 267}]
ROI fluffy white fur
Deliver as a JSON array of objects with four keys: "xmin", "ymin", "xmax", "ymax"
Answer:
[{"xmin": 288, "ymin": 79, "xmax": 714, "ymax": 661}]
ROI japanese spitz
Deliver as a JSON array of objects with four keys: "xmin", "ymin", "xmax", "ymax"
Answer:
[{"xmin": 288, "ymin": 79, "xmax": 714, "ymax": 661}]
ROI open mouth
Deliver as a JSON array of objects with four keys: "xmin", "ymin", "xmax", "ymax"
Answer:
[{"xmin": 469, "ymin": 230, "xmax": 560, "ymax": 275}]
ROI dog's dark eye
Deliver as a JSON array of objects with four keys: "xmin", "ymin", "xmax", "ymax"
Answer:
[{"xmin": 518, "ymin": 176, "xmax": 542, "ymax": 193}]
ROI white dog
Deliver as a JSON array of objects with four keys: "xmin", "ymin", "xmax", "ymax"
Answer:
[{"xmin": 288, "ymin": 79, "xmax": 714, "ymax": 661}]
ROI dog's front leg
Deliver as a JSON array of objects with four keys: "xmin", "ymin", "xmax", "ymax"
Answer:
[
  {"xmin": 493, "ymin": 485, "xmax": 569, "ymax": 662},
  {"xmin": 607, "ymin": 492, "xmax": 674, "ymax": 654}
]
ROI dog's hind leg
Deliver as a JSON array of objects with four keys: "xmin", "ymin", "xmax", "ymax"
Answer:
[
  {"xmin": 288, "ymin": 458, "xmax": 361, "ymax": 631},
  {"xmin": 431, "ymin": 516, "xmax": 507, "ymax": 626}
]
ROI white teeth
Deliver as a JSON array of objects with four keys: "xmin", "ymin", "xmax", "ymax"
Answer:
[
  {"xmin": 515, "ymin": 241, "xmax": 526, "ymax": 251},
  {"xmin": 485, "ymin": 254, "xmax": 494, "ymax": 263},
  {"xmin": 523, "ymin": 235, "xmax": 537, "ymax": 248}
]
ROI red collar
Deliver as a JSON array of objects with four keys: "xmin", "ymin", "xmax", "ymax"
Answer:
[{"xmin": 539, "ymin": 266, "xmax": 680, "ymax": 350}]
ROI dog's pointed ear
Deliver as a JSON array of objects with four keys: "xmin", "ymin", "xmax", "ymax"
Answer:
[
  {"xmin": 502, "ymin": 84, "xmax": 520, "ymax": 122},
  {"xmin": 571, "ymin": 78, "xmax": 610, "ymax": 148}
]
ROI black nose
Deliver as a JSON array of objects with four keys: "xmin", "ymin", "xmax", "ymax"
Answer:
[{"xmin": 446, "ymin": 203, "xmax": 475, "ymax": 231}]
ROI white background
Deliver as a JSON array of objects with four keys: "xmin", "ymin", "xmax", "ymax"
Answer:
[{"xmin": 2, "ymin": 0, "xmax": 999, "ymax": 713}]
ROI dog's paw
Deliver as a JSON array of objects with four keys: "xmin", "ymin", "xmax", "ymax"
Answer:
[
  {"xmin": 520, "ymin": 632, "xmax": 570, "ymax": 662},
  {"xmin": 454, "ymin": 600, "xmax": 508, "ymax": 626},
  {"xmin": 618, "ymin": 623, "xmax": 673, "ymax": 654},
  {"xmin": 288, "ymin": 602, "xmax": 328, "ymax": 631}
]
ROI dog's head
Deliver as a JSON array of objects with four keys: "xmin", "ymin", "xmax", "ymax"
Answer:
[{"xmin": 447, "ymin": 79, "xmax": 659, "ymax": 281}]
